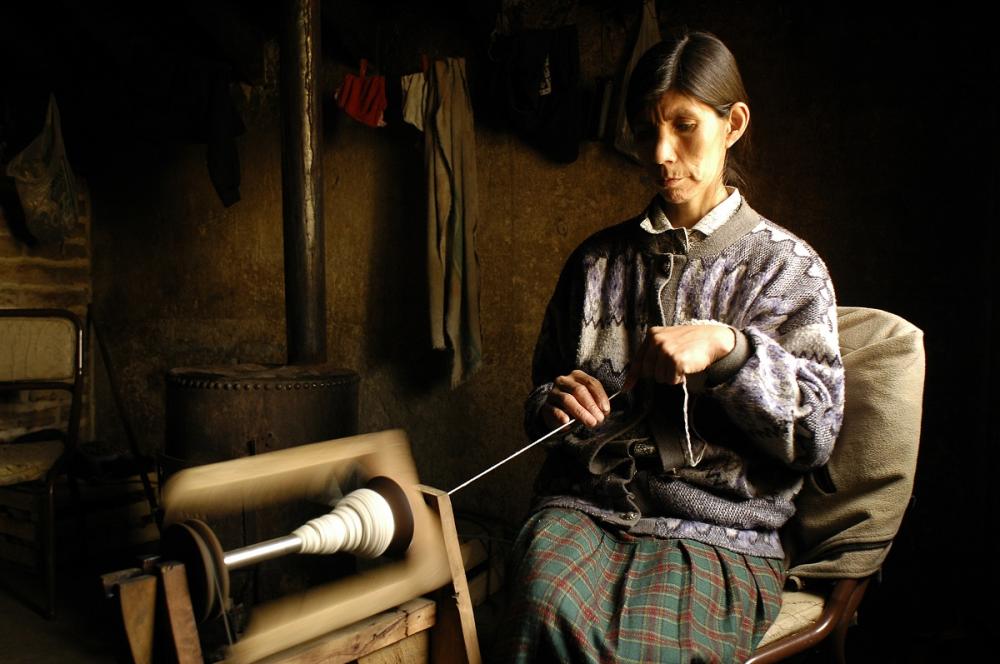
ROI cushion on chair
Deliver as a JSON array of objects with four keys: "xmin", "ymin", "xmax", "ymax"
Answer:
[
  {"xmin": 755, "ymin": 590, "xmax": 826, "ymax": 647},
  {"xmin": 0, "ymin": 317, "xmax": 77, "ymax": 382},
  {"xmin": 783, "ymin": 307, "xmax": 925, "ymax": 579},
  {"xmin": 0, "ymin": 440, "xmax": 64, "ymax": 485}
]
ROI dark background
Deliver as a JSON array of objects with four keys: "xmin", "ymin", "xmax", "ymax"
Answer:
[{"xmin": 1, "ymin": 1, "xmax": 994, "ymax": 661}]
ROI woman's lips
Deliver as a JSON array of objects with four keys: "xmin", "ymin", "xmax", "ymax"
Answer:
[{"xmin": 659, "ymin": 177, "xmax": 684, "ymax": 186}]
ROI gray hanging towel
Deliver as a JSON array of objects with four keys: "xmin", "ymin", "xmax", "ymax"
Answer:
[{"xmin": 424, "ymin": 57, "xmax": 484, "ymax": 387}]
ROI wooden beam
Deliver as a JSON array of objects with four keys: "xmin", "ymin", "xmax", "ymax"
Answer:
[
  {"xmin": 118, "ymin": 574, "xmax": 158, "ymax": 664},
  {"xmin": 357, "ymin": 631, "xmax": 429, "ymax": 664},
  {"xmin": 101, "ymin": 568, "xmax": 158, "ymax": 664},
  {"xmin": 159, "ymin": 561, "xmax": 204, "ymax": 664},
  {"xmin": 419, "ymin": 486, "xmax": 481, "ymax": 664},
  {"xmin": 0, "ymin": 511, "xmax": 35, "ymax": 540},
  {"xmin": 0, "ymin": 485, "xmax": 40, "ymax": 515},
  {"xmin": 253, "ymin": 598, "xmax": 436, "ymax": 664},
  {"xmin": 459, "ymin": 538, "xmax": 487, "ymax": 571},
  {"xmin": 467, "ymin": 563, "xmax": 504, "ymax": 608},
  {"xmin": 0, "ymin": 536, "xmax": 36, "ymax": 566}
]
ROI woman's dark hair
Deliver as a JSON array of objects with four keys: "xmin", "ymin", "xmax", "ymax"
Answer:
[{"xmin": 626, "ymin": 30, "xmax": 752, "ymax": 195}]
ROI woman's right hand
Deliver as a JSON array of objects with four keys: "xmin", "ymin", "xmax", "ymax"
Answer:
[{"xmin": 542, "ymin": 370, "xmax": 611, "ymax": 429}]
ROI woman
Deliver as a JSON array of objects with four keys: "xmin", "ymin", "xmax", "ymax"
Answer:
[{"xmin": 496, "ymin": 30, "xmax": 845, "ymax": 663}]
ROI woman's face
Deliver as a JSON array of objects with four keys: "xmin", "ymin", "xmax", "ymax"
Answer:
[{"xmin": 632, "ymin": 90, "xmax": 746, "ymax": 213}]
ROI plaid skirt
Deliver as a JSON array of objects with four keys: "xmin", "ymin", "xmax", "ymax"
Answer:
[{"xmin": 494, "ymin": 508, "xmax": 784, "ymax": 664}]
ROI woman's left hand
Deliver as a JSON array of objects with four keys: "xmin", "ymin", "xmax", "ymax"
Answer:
[{"xmin": 622, "ymin": 324, "xmax": 736, "ymax": 390}]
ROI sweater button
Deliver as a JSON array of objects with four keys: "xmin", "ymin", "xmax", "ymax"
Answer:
[{"xmin": 659, "ymin": 257, "xmax": 672, "ymax": 277}]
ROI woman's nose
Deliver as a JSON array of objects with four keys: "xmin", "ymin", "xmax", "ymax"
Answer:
[{"xmin": 654, "ymin": 133, "xmax": 677, "ymax": 164}]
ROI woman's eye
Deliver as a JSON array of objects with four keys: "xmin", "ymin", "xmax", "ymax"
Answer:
[{"xmin": 676, "ymin": 123, "xmax": 696, "ymax": 133}]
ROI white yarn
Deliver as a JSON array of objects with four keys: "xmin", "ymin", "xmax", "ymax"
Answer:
[
  {"xmin": 293, "ymin": 487, "xmax": 396, "ymax": 558},
  {"xmin": 680, "ymin": 376, "xmax": 704, "ymax": 467}
]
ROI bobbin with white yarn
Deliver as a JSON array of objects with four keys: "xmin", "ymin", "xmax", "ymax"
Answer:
[
  {"xmin": 294, "ymin": 487, "xmax": 396, "ymax": 558},
  {"xmin": 160, "ymin": 475, "xmax": 416, "ymax": 625}
]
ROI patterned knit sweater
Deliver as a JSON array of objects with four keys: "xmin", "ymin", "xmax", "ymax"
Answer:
[{"xmin": 524, "ymin": 190, "xmax": 845, "ymax": 558}]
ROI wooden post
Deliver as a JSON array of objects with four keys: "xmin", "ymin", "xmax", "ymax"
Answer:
[
  {"xmin": 103, "ymin": 563, "xmax": 205, "ymax": 664},
  {"xmin": 417, "ymin": 486, "xmax": 481, "ymax": 664},
  {"xmin": 102, "ymin": 569, "xmax": 157, "ymax": 664},
  {"xmin": 158, "ymin": 562, "xmax": 205, "ymax": 664}
]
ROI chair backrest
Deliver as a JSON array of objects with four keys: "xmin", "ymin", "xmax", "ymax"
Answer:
[
  {"xmin": 0, "ymin": 308, "xmax": 84, "ymax": 445},
  {"xmin": 0, "ymin": 310, "xmax": 82, "ymax": 385},
  {"xmin": 783, "ymin": 306, "xmax": 925, "ymax": 580}
]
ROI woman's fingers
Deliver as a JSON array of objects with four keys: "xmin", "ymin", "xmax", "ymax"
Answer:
[
  {"xmin": 574, "ymin": 372, "xmax": 610, "ymax": 424},
  {"xmin": 549, "ymin": 386, "xmax": 601, "ymax": 427},
  {"xmin": 653, "ymin": 341, "xmax": 682, "ymax": 384},
  {"xmin": 549, "ymin": 370, "xmax": 609, "ymax": 427},
  {"xmin": 574, "ymin": 370, "xmax": 611, "ymax": 414},
  {"xmin": 624, "ymin": 331, "xmax": 679, "ymax": 388},
  {"xmin": 623, "ymin": 327, "xmax": 690, "ymax": 389},
  {"xmin": 595, "ymin": 325, "xmax": 735, "ymax": 395},
  {"xmin": 642, "ymin": 335, "xmax": 673, "ymax": 384},
  {"xmin": 550, "ymin": 386, "xmax": 599, "ymax": 427},
  {"xmin": 541, "ymin": 404, "xmax": 572, "ymax": 429}
]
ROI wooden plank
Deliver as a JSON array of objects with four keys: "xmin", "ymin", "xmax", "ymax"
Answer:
[
  {"xmin": 357, "ymin": 631, "xmax": 429, "ymax": 664},
  {"xmin": 256, "ymin": 597, "xmax": 436, "ymax": 664},
  {"xmin": 467, "ymin": 563, "xmax": 504, "ymax": 608},
  {"xmin": 60, "ymin": 488, "xmax": 149, "ymax": 514},
  {"xmin": 0, "ymin": 504, "xmax": 34, "ymax": 523},
  {"xmin": 80, "ymin": 521, "xmax": 160, "ymax": 550},
  {"xmin": 459, "ymin": 538, "xmax": 487, "ymax": 571},
  {"xmin": 158, "ymin": 561, "xmax": 204, "ymax": 664},
  {"xmin": 418, "ymin": 486, "xmax": 481, "ymax": 664},
  {"xmin": 0, "ymin": 511, "xmax": 35, "ymax": 540},
  {"xmin": 0, "ymin": 484, "xmax": 40, "ymax": 514},
  {"xmin": 58, "ymin": 472, "xmax": 158, "ymax": 503},
  {"xmin": 55, "ymin": 524, "xmax": 159, "ymax": 565},
  {"xmin": 0, "ymin": 535, "xmax": 36, "ymax": 566},
  {"xmin": 116, "ymin": 574, "xmax": 158, "ymax": 664},
  {"xmin": 0, "ymin": 474, "xmax": 157, "ymax": 526},
  {"xmin": 100, "ymin": 567, "xmax": 143, "ymax": 594},
  {"xmin": 57, "ymin": 497, "xmax": 155, "ymax": 533}
]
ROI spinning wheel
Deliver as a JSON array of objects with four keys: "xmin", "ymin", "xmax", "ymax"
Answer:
[
  {"xmin": 160, "ymin": 476, "xmax": 414, "ymax": 625},
  {"xmin": 103, "ymin": 430, "xmax": 480, "ymax": 664}
]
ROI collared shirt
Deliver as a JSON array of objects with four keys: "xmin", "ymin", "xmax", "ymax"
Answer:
[{"xmin": 639, "ymin": 186, "xmax": 742, "ymax": 251}]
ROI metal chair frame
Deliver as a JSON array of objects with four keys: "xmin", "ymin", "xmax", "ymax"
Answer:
[{"xmin": 0, "ymin": 307, "xmax": 85, "ymax": 618}]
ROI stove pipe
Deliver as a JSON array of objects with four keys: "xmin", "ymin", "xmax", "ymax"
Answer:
[{"xmin": 279, "ymin": 0, "xmax": 326, "ymax": 365}]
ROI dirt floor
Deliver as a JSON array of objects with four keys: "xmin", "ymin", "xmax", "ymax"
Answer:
[{"xmin": 0, "ymin": 561, "xmax": 116, "ymax": 664}]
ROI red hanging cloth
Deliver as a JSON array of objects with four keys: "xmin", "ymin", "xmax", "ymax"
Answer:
[{"xmin": 334, "ymin": 59, "xmax": 387, "ymax": 128}]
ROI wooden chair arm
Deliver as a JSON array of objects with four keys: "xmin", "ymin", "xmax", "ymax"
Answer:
[{"xmin": 746, "ymin": 576, "xmax": 871, "ymax": 664}]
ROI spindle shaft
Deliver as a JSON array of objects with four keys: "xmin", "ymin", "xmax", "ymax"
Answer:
[{"xmin": 224, "ymin": 535, "xmax": 304, "ymax": 571}]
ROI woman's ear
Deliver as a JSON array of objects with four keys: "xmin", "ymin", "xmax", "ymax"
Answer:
[{"xmin": 725, "ymin": 102, "xmax": 750, "ymax": 148}]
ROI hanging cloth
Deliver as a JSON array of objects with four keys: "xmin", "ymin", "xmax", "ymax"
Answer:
[
  {"xmin": 612, "ymin": 0, "xmax": 660, "ymax": 161},
  {"xmin": 401, "ymin": 71, "xmax": 428, "ymax": 131},
  {"xmin": 505, "ymin": 25, "xmax": 583, "ymax": 163},
  {"xmin": 424, "ymin": 57, "xmax": 483, "ymax": 387},
  {"xmin": 5, "ymin": 94, "xmax": 79, "ymax": 243},
  {"xmin": 334, "ymin": 59, "xmax": 388, "ymax": 128}
]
